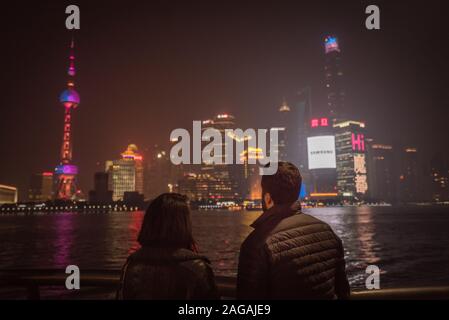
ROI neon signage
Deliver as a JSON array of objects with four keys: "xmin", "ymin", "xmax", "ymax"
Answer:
[
  {"xmin": 311, "ymin": 118, "xmax": 329, "ymax": 128},
  {"xmin": 354, "ymin": 154, "xmax": 367, "ymax": 174},
  {"xmin": 325, "ymin": 36, "xmax": 340, "ymax": 54},
  {"xmin": 354, "ymin": 154, "xmax": 368, "ymax": 194},
  {"xmin": 321, "ymin": 118, "xmax": 328, "ymax": 126},
  {"xmin": 355, "ymin": 175, "xmax": 368, "ymax": 194},
  {"xmin": 352, "ymin": 133, "xmax": 365, "ymax": 151}
]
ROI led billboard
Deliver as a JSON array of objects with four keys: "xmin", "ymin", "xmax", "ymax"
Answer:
[{"xmin": 307, "ymin": 136, "xmax": 336, "ymax": 170}]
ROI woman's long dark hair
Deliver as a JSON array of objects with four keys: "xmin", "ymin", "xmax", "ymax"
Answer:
[{"xmin": 138, "ymin": 193, "xmax": 196, "ymax": 251}]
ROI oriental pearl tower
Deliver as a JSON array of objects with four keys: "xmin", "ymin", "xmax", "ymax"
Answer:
[{"xmin": 55, "ymin": 38, "xmax": 80, "ymax": 200}]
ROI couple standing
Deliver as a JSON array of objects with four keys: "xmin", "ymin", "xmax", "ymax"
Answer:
[{"xmin": 117, "ymin": 162, "xmax": 350, "ymax": 300}]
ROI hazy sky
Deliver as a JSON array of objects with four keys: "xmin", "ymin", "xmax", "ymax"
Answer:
[{"xmin": 1, "ymin": 0, "xmax": 448, "ymax": 198}]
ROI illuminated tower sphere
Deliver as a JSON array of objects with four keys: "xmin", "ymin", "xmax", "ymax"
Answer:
[
  {"xmin": 55, "ymin": 38, "xmax": 80, "ymax": 200},
  {"xmin": 324, "ymin": 35, "xmax": 345, "ymax": 118}
]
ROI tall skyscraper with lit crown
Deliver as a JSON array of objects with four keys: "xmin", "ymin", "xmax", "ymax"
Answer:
[
  {"xmin": 200, "ymin": 114, "xmax": 243, "ymax": 200},
  {"xmin": 276, "ymin": 100, "xmax": 290, "ymax": 162},
  {"xmin": 324, "ymin": 35, "xmax": 345, "ymax": 118},
  {"xmin": 55, "ymin": 38, "xmax": 80, "ymax": 200},
  {"xmin": 334, "ymin": 120, "xmax": 368, "ymax": 200},
  {"xmin": 106, "ymin": 144, "xmax": 144, "ymax": 201}
]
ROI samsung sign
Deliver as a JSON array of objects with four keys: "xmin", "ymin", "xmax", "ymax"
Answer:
[{"xmin": 307, "ymin": 136, "xmax": 337, "ymax": 170}]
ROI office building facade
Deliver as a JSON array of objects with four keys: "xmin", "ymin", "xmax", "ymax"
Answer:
[
  {"xmin": 366, "ymin": 142, "xmax": 395, "ymax": 202},
  {"xmin": 0, "ymin": 184, "xmax": 18, "ymax": 204},
  {"xmin": 106, "ymin": 144, "xmax": 144, "ymax": 201},
  {"xmin": 88, "ymin": 172, "xmax": 113, "ymax": 203},
  {"xmin": 28, "ymin": 172, "xmax": 54, "ymax": 202},
  {"xmin": 334, "ymin": 120, "xmax": 368, "ymax": 200},
  {"xmin": 324, "ymin": 35, "xmax": 345, "ymax": 118}
]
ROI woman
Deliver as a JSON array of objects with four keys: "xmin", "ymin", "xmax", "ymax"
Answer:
[{"xmin": 117, "ymin": 193, "xmax": 218, "ymax": 299}]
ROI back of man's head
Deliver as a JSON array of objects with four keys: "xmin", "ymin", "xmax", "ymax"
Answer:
[{"xmin": 261, "ymin": 162, "xmax": 302, "ymax": 206}]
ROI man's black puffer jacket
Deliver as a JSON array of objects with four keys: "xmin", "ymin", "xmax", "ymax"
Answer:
[
  {"xmin": 117, "ymin": 247, "xmax": 218, "ymax": 300},
  {"xmin": 237, "ymin": 201, "xmax": 350, "ymax": 300}
]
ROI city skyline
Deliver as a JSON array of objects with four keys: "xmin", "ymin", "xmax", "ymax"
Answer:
[{"xmin": 1, "ymin": 1, "xmax": 448, "ymax": 198}]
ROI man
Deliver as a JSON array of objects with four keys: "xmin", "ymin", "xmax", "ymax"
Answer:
[{"xmin": 237, "ymin": 162, "xmax": 350, "ymax": 299}]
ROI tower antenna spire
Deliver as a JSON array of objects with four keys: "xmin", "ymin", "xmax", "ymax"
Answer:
[{"xmin": 67, "ymin": 35, "xmax": 76, "ymax": 80}]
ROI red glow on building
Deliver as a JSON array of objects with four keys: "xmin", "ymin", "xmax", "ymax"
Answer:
[
  {"xmin": 320, "ymin": 118, "xmax": 328, "ymax": 126},
  {"xmin": 311, "ymin": 118, "xmax": 329, "ymax": 128}
]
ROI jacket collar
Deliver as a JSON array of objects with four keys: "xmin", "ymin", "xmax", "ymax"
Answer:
[{"xmin": 250, "ymin": 200, "xmax": 302, "ymax": 229}]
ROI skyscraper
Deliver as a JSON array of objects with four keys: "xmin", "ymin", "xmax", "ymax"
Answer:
[
  {"xmin": 106, "ymin": 159, "xmax": 135, "ymax": 201},
  {"xmin": 276, "ymin": 100, "xmax": 290, "ymax": 162},
  {"xmin": 294, "ymin": 87, "xmax": 313, "ymax": 194},
  {"xmin": 121, "ymin": 144, "xmax": 144, "ymax": 195},
  {"xmin": 178, "ymin": 172, "xmax": 230, "ymax": 202},
  {"xmin": 106, "ymin": 144, "xmax": 144, "ymax": 201},
  {"xmin": 334, "ymin": 120, "xmax": 368, "ymax": 200},
  {"xmin": 324, "ymin": 36, "xmax": 345, "ymax": 118},
  {"xmin": 28, "ymin": 172, "xmax": 54, "ymax": 202},
  {"xmin": 178, "ymin": 114, "xmax": 246, "ymax": 202},
  {"xmin": 54, "ymin": 38, "xmax": 80, "ymax": 200},
  {"xmin": 88, "ymin": 172, "xmax": 113, "ymax": 203},
  {"xmin": 200, "ymin": 114, "xmax": 243, "ymax": 200},
  {"xmin": 398, "ymin": 147, "xmax": 420, "ymax": 203},
  {"xmin": 240, "ymin": 147, "xmax": 264, "ymax": 200},
  {"xmin": 366, "ymin": 142, "xmax": 395, "ymax": 202},
  {"xmin": 429, "ymin": 152, "xmax": 449, "ymax": 202}
]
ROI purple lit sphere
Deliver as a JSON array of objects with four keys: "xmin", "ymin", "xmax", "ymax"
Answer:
[
  {"xmin": 59, "ymin": 89, "xmax": 80, "ymax": 105},
  {"xmin": 55, "ymin": 164, "xmax": 78, "ymax": 175}
]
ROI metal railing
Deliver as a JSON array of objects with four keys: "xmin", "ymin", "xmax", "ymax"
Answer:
[{"xmin": 1, "ymin": 269, "xmax": 448, "ymax": 300}]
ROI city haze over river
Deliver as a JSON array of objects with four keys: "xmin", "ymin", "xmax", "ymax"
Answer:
[{"xmin": 1, "ymin": 206, "xmax": 448, "ymax": 290}]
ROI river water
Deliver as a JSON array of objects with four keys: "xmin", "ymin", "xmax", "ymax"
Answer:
[{"xmin": 1, "ymin": 206, "xmax": 448, "ymax": 291}]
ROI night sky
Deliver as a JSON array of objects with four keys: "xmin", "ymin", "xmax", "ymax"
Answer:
[{"xmin": 1, "ymin": 0, "xmax": 448, "ymax": 199}]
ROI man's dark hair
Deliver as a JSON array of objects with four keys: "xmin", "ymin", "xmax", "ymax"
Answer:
[
  {"xmin": 138, "ymin": 193, "xmax": 195, "ymax": 250},
  {"xmin": 261, "ymin": 162, "xmax": 302, "ymax": 205}
]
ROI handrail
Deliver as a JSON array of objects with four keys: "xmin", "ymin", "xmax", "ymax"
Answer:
[{"xmin": 1, "ymin": 269, "xmax": 448, "ymax": 300}]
